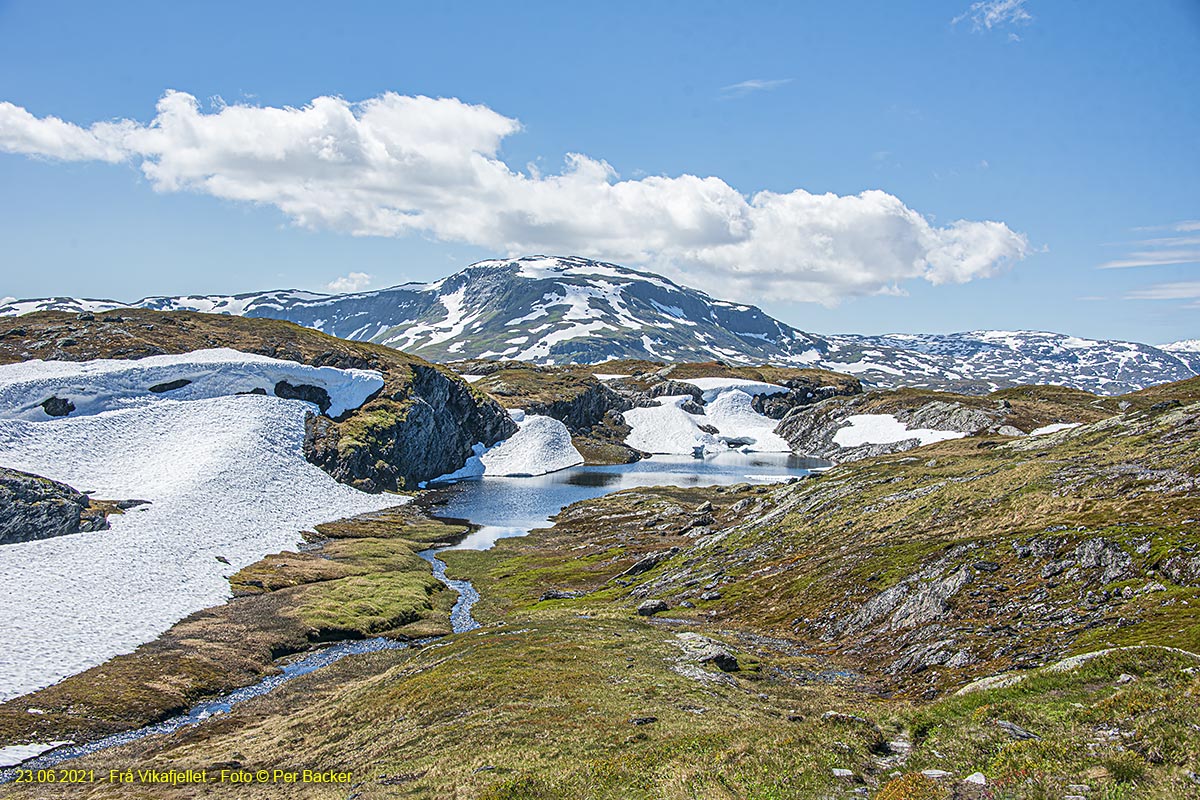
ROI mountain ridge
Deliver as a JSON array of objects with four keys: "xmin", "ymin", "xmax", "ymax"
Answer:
[{"xmin": 4, "ymin": 255, "xmax": 1195, "ymax": 394}]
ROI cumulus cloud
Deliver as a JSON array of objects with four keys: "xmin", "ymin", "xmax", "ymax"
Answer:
[
  {"xmin": 953, "ymin": 0, "xmax": 1033, "ymax": 31},
  {"xmin": 326, "ymin": 272, "xmax": 372, "ymax": 293},
  {"xmin": 0, "ymin": 91, "xmax": 1031, "ymax": 304}
]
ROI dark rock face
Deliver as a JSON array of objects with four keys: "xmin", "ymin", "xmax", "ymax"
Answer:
[
  {"xmin": 751, "ymin": 379, "xmax": 859, "ymax": 420},
  {"xmin": 40, "ymin": 396, "xmax": 74, "ymax": 417},
  {"xmin": 148, "ymin": 378, "xmax": 192, "ymax": 393},
  {"xmin": 303, "ymin": 365, "xmax": 517, "ymax": 492},
  {"xmin": 523, "ymin": 381, "xmax": 633, "ymax": 435},
  {"xmin": 646, "ymin": 380, "xmax": 704, "ymax": 403},
  {"xmin": 0, "ymin": 467, "xmax": 105, "ymax": 545},
  {"xmin": 274, "ymin": 381, "xmax": 332, "ymax": 414}
]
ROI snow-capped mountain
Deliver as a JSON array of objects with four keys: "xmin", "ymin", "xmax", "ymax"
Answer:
[
  {"xmin": 828, "ymin": 331, "xmax": 1198, "ymax": 395},
  {"xmin": 3, "ymin": 256, "xmax": 1195, "ymax": 394},
  {"xmin": 1161, "ymin": 340, "xmax": 1200, "ymax": 373}
]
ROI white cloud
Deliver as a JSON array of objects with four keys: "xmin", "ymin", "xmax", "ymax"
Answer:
[
  {"xmin": 720, "ymin": 78, "xmax": 793, "ymax": 98},
  {"xmin": 1100, "ymin": 249, "xmax": 1200, "ymax": 269},
  {"xmin": 0, "ymin": 91, "xmax": 1031, "ymax": 305},
  {"xmin": 953, "ymin": 0, "xmax": 1033, "ymax": 31},
  {"xmin": 1132, "ymin": 219, "xmax": 1200, "ymax": 233},
  {"xmin": 1100, "ymin": 221, "xmax": 1200, "ymax": 269},
  {"xmin": 1125, "ymin": 281, "xmax": 1200, "ymax": 301},
  {"xmin": 326, "ymin": 272, "xmax": 372, "ymax": 293}
]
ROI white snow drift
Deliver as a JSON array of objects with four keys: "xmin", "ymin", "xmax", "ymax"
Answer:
[
  {"xmin": 434, "ymin": 412, "xmax": 583, "ymax": 481},
  {"xmin": 0, "ymin": 353, "xmax": 398, "ymax": 701},
  {"xmin": 624, "ymin": 383, "xmax": 792, "ymax": 455},
  {"xmin": 832, "ymin": 413, "xmax": 967, "ymax": 448},
  {"xmin": 0, "ymin": 347, "xmax": 384, "ymax": 421}
]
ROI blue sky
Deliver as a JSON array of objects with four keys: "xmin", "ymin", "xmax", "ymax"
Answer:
[{"xmin": 0, "ymin": 0, "xmax": 1197, "ymax": 344}]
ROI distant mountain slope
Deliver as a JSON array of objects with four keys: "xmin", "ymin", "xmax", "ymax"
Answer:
[
  {"xmin": 1161, "ymin": 339, "xmax": 1200, "ymax": 373},
  {"xmin": 3, "ymin": 256, "xmax": 1194, "ymax": 394}
]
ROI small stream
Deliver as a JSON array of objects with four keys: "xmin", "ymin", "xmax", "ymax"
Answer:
[
  {"xmin": 0, "ymin": 551, "xmax": 480, "ymax": 780},
  {"xmin": 419, "ymin": 549, "xmax": 481, "ymax": 634},
  {"xmin": 1, "ymin": 452, "xmax": 819, "ymax": 777}
]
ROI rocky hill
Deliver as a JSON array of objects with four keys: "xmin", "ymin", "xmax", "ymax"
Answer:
[
  {"xmin": 0, "ymin": 310, "xmax": 515, "ymax": 491},
  {"xmin": 3, "ymin": 256, "xmax": 1194, "ymax": 394}
]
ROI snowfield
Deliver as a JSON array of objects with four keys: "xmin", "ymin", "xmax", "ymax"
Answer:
[
  {"xmin": 0, "ymin": 354, "xmax": 400, "ymax": 701},
  {"xmin": 0, "ymin": 348, "xmax": 384, "ymax": 421},
  {"xmin": 434, "ymin": 413, "xmax": 584, "ymax": 481},
  {"xmin": 832, "ymin": 413, "xmax": 968, "ymax": 448},
  {"xmin": 624, "ymin": 386, "xmax": 792, "ymax": 455},
  {"xmin": 676, "ymin": 377, "xmax": 788, "ymax": 403}
]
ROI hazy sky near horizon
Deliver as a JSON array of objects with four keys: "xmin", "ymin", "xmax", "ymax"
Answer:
[{"xmin": 0, "ymin": 0, "xmax": 1197, "ymax": 344}]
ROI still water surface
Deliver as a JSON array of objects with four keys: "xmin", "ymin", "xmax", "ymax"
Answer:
[{"xmin": 430, "ymin": 452, "xmax": 826, "ymax": 551}]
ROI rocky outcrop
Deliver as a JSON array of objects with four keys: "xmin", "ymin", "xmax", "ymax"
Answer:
[
  {"xmin": 0, "ymin": 467, "xmax": 108, "ymax": 545},
  {"xmin": 750, "ymin": 377, "xmax": 862, "ymax": 420},
  {"xmin": 776, "ymin": 395, "xmax": 1011, "ymax": 461},
  {"xmin": 617, "ymin": 370, "xmax": 860, "ymax": 422},
  {"xmin": 304, "ymin": 365, "xmax": 516, "ymax": 492},
  {"xmin": 524, "ymin": 381, "xmax": 634, "ymax": 434}
]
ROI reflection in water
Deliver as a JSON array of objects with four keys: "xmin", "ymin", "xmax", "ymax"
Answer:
[{"xmin": 432, "ymin": 452, "xmax": 825, "ymax": 552}]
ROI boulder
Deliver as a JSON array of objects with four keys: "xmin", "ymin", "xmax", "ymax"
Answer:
[
  {"xmin": 637, "ymin": 599, "xmax": 669, "ymax": 616},
  {"xmin": 615, "ymin": 547, "xmax": 679, "ymax": 580}
]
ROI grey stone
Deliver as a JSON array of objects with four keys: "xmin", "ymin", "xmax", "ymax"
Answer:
[
  {"xmin": 637, "ymin": 599, "xmax": 669, "ymax": 616},
  {"xmin": 995, "ymin": 720, "xmax": 1039, "ymax": 740},
  {"xmin": 615, "ymin": 547, "xmax": 680, "ymax": 580}
]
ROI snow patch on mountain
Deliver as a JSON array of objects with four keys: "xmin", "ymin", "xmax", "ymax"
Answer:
[
  {"xmin": 1029, "ymin": 422, "xmax": 1081, "ymax": 436},
  {"xmin": 677, "ymin": 377, "xmax": 789, "ymax": 402},
  {"xmin": 2, "ymin": 256, "xmax": 1194, "ymax": 394},
  {"xmin": 0, "ymin": 354, "xmax": 400, "ymax": 699}
]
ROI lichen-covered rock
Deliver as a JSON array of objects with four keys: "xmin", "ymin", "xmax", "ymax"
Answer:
[{"xmin": 0, "ymin": 467, "xmax": 105, "ymax": 544}]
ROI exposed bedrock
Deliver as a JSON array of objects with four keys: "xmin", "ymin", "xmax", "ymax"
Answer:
[
  {"xmin": 0, "ymin": 467, "xmax": 110, "ymax": 545},
  {"xmin": 304, "ymin": 365, "xmax": 517, "ymax": 492}
]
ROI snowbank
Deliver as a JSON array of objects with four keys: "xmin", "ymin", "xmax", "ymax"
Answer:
[
  {"xmin": 832, "ymin": 413, "xmax": 967, "ymax": 448},
  {"xmin": 676, "ymin": 377, "xmax": 787, "ymax": 403},
  {"xmin": 0, "ymin": 741, "xmax": 72, "ymax": 768},
  {"xmin": 1029, "ymin": 422, "xmax": 1081, "ymax": 436},
  {"xmin": 0, "ymin": 348, "xmax": 384, "ymax": 421},
  {"xmin": 624, "ymin": 390, "xmax": 791, "ymax": 455},
  {"xmin": 434, "ymin": 413, "xmax": 583, "ymax": 481},
  {"xmin": 0, "ymin": 355, "xmax": 400, "ymax": 701}
]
